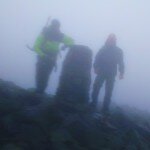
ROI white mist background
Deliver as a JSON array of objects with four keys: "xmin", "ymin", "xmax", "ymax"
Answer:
[{"xmin": 0, "ymin": 0, "xmax": 150, "ymax": 111}]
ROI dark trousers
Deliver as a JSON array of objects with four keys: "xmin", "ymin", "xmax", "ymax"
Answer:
[
  {"xmin": 36, "ymin": 56, "xmax": 55, "ymax": 93},
  {"xmin": 92, "ymin": 73, "xmax": 115, "ymax": 113}
]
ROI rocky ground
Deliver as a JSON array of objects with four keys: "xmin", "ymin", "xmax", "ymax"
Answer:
[
  {"xmin": 0, "ymin": 79, "xmax": 150, "ymax": 150},
  {"xmin": 0, "ymin": 45, "xmax": 150, "ymax": 150}
]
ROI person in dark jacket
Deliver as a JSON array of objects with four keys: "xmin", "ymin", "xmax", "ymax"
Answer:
[
  {"xmin": 91, "ymin": 34, "xmax": 125, "ymax": 115},
  {"xmin": 34, "ymin": 19, "xmax": 74, "ymax": 94}
]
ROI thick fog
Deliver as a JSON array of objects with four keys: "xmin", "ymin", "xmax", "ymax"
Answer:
[{"xmin": 0, "ymin": 0, "xmax": 150, "ymax": 111}]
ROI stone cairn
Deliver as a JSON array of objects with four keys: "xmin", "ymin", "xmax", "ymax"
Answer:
[{"xmin": 55, "ymin": 45, "xmax": 92, "ymax": 110}]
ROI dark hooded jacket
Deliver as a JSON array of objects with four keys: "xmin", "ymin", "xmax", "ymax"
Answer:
[{"xmin": 94, "ymin": 45, "xmax": 124, "ymax": 77}]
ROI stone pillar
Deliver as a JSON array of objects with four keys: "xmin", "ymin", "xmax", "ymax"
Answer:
[{"xmin": 56, "ymin": 45, "xmax": 92, "ymax": 107}]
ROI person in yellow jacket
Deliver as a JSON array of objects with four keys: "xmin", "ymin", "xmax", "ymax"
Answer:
[{"xmin": 34, "ymin": 19, "xmax": 74, "ymax": 94}]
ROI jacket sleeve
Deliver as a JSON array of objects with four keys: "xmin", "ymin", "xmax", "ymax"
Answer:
[
  {"xmin": 62, "ymin": 35, "xmax": 74, "ymax": 46},
  {"xmin": 118, "ymin": 49, "xmax": 125, "ymax": 75},
  {"xmin": 34, "ymin": 35, "xmax": 45, "ymax": 56}
]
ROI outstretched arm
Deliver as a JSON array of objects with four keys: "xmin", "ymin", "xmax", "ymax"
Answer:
[{"xmin": 62, "ymin": 35, "xmax": 74, "ymax": 50}]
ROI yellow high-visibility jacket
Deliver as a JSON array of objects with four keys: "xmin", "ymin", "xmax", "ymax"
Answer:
[{"xmin": 34, "ymin": 32, "xmax": 74, "ymax": 57}]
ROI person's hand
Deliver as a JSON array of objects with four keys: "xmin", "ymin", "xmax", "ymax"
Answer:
[{"xmin": 119, "ymin": 74, "xmax": 124, "ymax": 80}]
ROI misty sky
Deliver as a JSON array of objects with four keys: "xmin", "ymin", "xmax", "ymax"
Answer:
[{"xmin": 0, "ymin": 0, "xmax": 150, "ymax": 111}]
